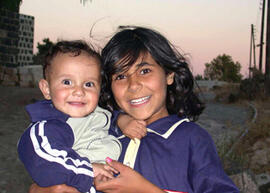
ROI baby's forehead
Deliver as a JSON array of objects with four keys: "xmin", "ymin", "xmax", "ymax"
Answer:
[
  {"xmin": 56, "ymin": 51, "xmax": 99, "ymax": 60},
  {"xmin": 47, "ymin": 52, "xmax": 101, "ymax": 77},
  {"xmin": 51, "ymin": 51, "xmax": 100, "ymax": 66}
]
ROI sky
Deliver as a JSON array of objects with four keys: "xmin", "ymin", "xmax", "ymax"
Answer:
[{"xmin": 20, "ymin": 0, "xmax": 262, "ymax": 76}]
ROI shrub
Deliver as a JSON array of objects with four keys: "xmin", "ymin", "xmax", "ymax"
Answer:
[{"xmin": 239, "ymin": 68, "xmax": 266, "ymax": 100}]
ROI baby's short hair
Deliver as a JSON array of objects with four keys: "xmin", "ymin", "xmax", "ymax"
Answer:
[{"xmin": 43, "ymin": 40, "xmax": 101, "ymax": 79}]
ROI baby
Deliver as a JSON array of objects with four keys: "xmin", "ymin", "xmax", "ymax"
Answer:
[{"xmin": 17, "ymin": 40, "xmax": 121, "ymax": 193}]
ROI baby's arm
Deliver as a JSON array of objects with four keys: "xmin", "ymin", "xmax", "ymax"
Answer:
[
  {"xmin": 17, "ymin": 121, "xmax": 94, "ymax": 193},
  {"xmin": 29, "ymin": 184, "xmax": 80, "ymax": 193},
  {"xmin": 117, "ymin": 113, "xmax": 147, "ymax": 139}
]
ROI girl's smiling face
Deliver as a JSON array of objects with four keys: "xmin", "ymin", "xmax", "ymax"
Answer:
[{"xmin": 111, "ymin": 52, "xmax": 174, "ymax": 125}]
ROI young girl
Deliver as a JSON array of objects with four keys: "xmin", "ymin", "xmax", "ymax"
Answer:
[{"xmin": 29, "ymin": 26, "xmax": 239, "ymax": 193}]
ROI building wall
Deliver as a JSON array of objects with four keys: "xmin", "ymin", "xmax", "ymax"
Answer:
[
  {"xmin": 18, "ymin": 14, "xmax": 34, "ymax": 66},
  {"xmin": 18, "ymin": 65, "xmax": 42, "ymax": 87},
  {"xmin": 0, "ymin": 8, "xmax": 19, "ymax": 67},
  {"xmin": 0, "ymin": 8, "xmax": 35, "ymax": 86}
]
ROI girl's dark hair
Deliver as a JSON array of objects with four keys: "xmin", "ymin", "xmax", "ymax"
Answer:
[
  {"xmin": 100, "ymin": 26, "xmax": 204, "ymax": 121},
  {"xmin": 43, "ymin": 40, "xmax": 101, "ymax": 79}
]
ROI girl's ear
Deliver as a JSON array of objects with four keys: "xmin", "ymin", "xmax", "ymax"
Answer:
[
  {"xmin": 166, "ymin": 72, "xmax": 175, "ymax": 85},
  {"xmin": 39, "ymin": 79, "xmax": 51, "ymax": 100}
]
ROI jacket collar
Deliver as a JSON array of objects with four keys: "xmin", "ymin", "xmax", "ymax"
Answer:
[
  {"xmin": 119, "ymin": 115, "xmax": 189, "ymax": 140},
  {"xmin": 26, "ymin": 100, "xmax": 69, "ymax": 122}
]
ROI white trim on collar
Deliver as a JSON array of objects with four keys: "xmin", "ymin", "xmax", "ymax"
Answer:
[
  {"xmin": 147, "ymin": 118, "xmax": 189, "ymax": 139},
  {"xmin": 122, "ymin": 118, "xmax": 189, "ymax": 169}
]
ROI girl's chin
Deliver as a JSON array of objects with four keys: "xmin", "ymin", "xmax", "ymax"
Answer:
[
  {"xmin": 129, "ymin": 113, "xmax": 150, "ymax": 121},
  {"xmin": 129, "ymin": 111, "xmax": 168, "ymax": 125},
  {"xmin": 129, "ymin": 114, "xmax": 154, "ymax": 124}
]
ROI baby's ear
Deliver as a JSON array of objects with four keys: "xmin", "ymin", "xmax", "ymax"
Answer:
[
  {"xmin": 39, "ymin": 79, "xmax": 51, "ymax": 100},
  {"xmin": 166, "ymin": 72, "xmax": 175, "ymax": 85}
]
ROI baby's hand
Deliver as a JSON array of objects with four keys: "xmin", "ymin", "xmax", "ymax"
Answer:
[
  {"xmin": 117, "ymin": 114, "xmax": 147, "ymax": 139},
  {"xmin": 92, "ymin": 163, "xmax": 118, "ymax": 179}
]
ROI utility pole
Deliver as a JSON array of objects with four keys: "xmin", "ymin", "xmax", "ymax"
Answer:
[
  {"xmin": 249, "ymin": 25, "xmax": 252, "ymax": 78},
  {"xmin": 253, "ymin": 25, "xmax": 257, "ymax": 68},
  {"xmin": 265, "ymin": 0, "xmax": 270, "ymax": 93},
  {"xmin": 250, "ymin": 24, "xmax": 257, "ymax": 78},
  {"xmin": 259, "ymin": 0, "xmax": 266, "ymax": 72}
]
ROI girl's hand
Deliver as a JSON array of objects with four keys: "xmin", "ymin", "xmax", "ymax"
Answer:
[
  {"xmin": 94, "ymin": 159, "xmax": 166, "ymax": 193},
  {"xmin": 117, "ymin": 113, "xmax": 147, "ymax": 139},
  {"xmin": 29, "ymin": 183, "xmax": 79, "ymax": 193},
  {"xmin": 92, "ymin": 163, "xmax": 119, "ymax": 178}
]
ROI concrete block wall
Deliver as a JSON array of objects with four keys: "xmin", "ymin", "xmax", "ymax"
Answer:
[
  {"xmin": 18, "ymin": 14, "xmax": 34, "ymax": 66},
  {"xmin": 0, "ymin": 65, "xmax": 42, "ymax": 87},
  {"xmin": 0, "ymin": 8, "xmax": 19, "ymax": 67},
  {"xmin": 18, "ymin": 65, "xmax": 42, "ymax": 87}
]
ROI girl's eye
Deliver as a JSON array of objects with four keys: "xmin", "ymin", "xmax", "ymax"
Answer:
[
  {"xmin": 62, "ymin": 79, "xmax": 71, "ymax": 85},
  {"xmin": 114, "ymin": 74, "xmax": 126, "ymax": 80},
  {"xmin": 85, "ymin": 82, "xmax": 94, "ymax": 87},
  {"xmin": 140, "ymin": 68, "xmax": 151, "ymax": 74}
]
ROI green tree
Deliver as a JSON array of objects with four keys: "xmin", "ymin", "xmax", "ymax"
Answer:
[
  {"xmin": 204, "ymin": 54, "xmax": 242, "ymax": 82},
  {"xmin": 240, "ymin": 68, "xmax": 265, "ymax": 100},
  {"xmin": 36, "ymin": 38, "xmax": 54, "ymax": 55},
  {"xmin": 80, "ymin": 0, "xmax": 92, "ymax": 4},
  {"xmin": 195, "ymin": 74, "xmax": 203, "ymax": 80},
  {"xmin": 33, "ymin": 38, "xmax": 54, "ymax": 65},
  {"xmin": 0, "ymin": 0, "xmax": 22, "ymax": 12}
]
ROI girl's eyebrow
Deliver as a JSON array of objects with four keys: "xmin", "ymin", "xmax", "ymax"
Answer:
[
  {"xmin": 134, "ymin": 62, "xmax": 154, "ymax": 73},
  {"xmin": 136, "ymin": 62, "xmax": 152, "ymax": 67},
  {"xmin": 113, "ymin": 62, "xmax": 153, "ymax": 76}
]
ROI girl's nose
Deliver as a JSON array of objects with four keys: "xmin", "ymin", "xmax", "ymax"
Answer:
[
  {"xmin": 72, "ymin": 85, "xmax": 85, "ymax": 96},
  {"xmin": 128, "ymin": 74, "xmax": 142, "ymax": 92}
]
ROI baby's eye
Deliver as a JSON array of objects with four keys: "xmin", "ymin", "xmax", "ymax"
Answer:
[
  {"xmin": 114, "ymin": 74, "xmax": 126, "ymax": 80},
  {"xmin": 140, "ymin": 68, "xmax": 151, "ymax": 75},
  {"xmin": 85, "ymin": 82, "xmax": 94, "ymax": 87},
  {"xmin": 62, "ymin": 79, "xmax": 71, "ymax": 85}
]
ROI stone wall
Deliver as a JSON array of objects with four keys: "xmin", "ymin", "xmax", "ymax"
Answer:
[
  {"xmin": 196, "ymin": 80, "xmax": 228, "ymax": 91},
  {"xmin": 0, "ymin": 65, "xmax": 42, "ymax": 87},
  {"xmin": 18, "ymin": 65, "xmax": 42, "ymax": 87}
]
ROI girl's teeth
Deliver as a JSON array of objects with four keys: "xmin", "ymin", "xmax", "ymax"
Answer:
[{"xmin": 131, "ymin": 96, "xmax": 150, "ymax": 104}]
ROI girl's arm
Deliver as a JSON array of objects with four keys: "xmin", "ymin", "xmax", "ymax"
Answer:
[
  {"xmin": 28, "ymin": 184, "xmax": 79, "ymax": 193},
  {"xmin": 117, "ymin": 113, "xmax": 147, "ymax": 139},
  {"xmin": 95, "ymin": 159, "xmax": 166, "ymax": 193}
]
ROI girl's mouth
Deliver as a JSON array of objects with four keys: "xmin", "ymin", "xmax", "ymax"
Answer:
[{"xmin": 130, "ymin": 96, "xmax": 150, "ymax": 105}]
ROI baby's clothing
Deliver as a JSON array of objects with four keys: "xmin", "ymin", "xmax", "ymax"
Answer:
[{"xmin": 18, "ymin": 100, "xmax": 121, "ymax": 193}]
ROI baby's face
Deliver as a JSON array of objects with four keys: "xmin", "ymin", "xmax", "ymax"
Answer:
[{"xmin": 41, "ymin": 51, "xmax": 101, "ymax": 117}]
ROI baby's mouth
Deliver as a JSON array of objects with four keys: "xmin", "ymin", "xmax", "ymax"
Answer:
[{"xmin": 68, "ymin": 101, "xmax": 85, "ymax": 106}]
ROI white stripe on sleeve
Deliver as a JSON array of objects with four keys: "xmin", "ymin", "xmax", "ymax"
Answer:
[{"xmin": 30, "ymin": 120, "xmax": 94, "ymax": 177}]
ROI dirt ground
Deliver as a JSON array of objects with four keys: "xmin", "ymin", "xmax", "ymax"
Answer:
[
  {"xmin": 0, "ymin": 86, "xmax": 253, "ymax": 193},
  {"xmin": 0, "ymin": 86, "xmax": 43, "ymax": 193}
]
